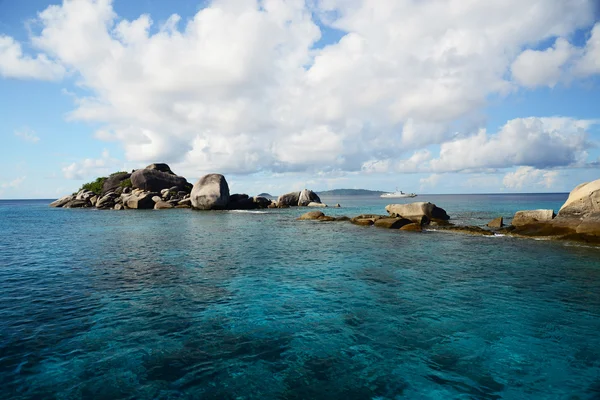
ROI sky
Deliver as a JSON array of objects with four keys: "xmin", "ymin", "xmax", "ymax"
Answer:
[{"xmin": 0, "ymin": 0, "xmax": 599, "ymax": 199}]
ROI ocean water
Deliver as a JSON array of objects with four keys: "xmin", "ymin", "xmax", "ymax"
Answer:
[{"xmin": 1, "ymin": 194, "xmax": 599, "ymax": 399}]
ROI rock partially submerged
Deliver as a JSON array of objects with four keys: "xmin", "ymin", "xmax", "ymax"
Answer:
[{"xmin": 385, "ymin": 202, "xmax": 449, "ymax": 223}]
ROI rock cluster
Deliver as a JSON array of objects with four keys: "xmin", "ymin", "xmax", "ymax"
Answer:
[{"xmin": 49, "ymin": 163, "xmax": 323, "ymax": 211}]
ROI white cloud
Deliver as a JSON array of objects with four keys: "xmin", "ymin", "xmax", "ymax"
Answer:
[
  {"xmin": 511, "ymin": 22, "xmax": 600, "ymax": 87},
  {"xmin": 1, "ymin": 176, "xmax": 26, "ymax": 189},
  {"xmin": 14, "ymin": 128, "xmax": 40, "ymax": 143},
  {"xmin": 503, "ymin": 167, "xmax": 560, "ymax": 190},
  {"xmin": 428, "ymin": 117, "xmax": 593, "ymax": 173},
  {"xmin": 511, "ymin": 38, "xmax": 576, "ymax": 88},
  {"xmin": 62, "ymin": 149, "xmax": 123, "ymax": 180},
  {"xmin": 1, "ymin": 0, "xmax": 599, "ymax": 179},
  {"xmin": 0, "ymin": 35, "xmax": 65, "ymax": 80}
]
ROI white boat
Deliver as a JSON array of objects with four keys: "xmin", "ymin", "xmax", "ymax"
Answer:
[{"xmin": 380, "ymin": 189, "xmax": 417, "ymax": 198}]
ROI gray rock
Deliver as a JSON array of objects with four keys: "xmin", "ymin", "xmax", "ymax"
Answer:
[
  {"xmin": 101, "ymin": 172, "xmax": 131, "ymax": 196},
  {"xmin": 277, "ymin": 191, "xmax": 300, "ymax": 207},
  {"xmin": 228, "ymin": 194, "xmax": 256, "ymax": 210},
  {"xmin": 75, "ymin": 190, "xmax": 94, "ymax": 201},
  {"xmin": 154, "ymin": 201, "xmax": 174, "ymax": 210},
  {"xmin": 190, "ymin": 174, "xmax": 230, "ymax": 210},
  {"xmin": 252, "ymin": 196, "xmax": 271, "ymax": 209},
  {"xmin": 64, "ymin": 199, "xmax": 89, "ymax": 208},
  {"xmin": 50, "ymin": 195, "xmax": 75, "ymax": 208},
  {"xmin": 130, "ymin": 168, "xmax": 189, "ymax": 193},
  {"xmin": 298, "ymin": 189, "xmax": 321, "ymax": 206},
  {"xmin": 385, "ymin": 202, "xmax": 450, "ymax": 223},
  {"xmin": 145, "ymin": 163, "xmax": 175, "ymax": 174},
  {"xmin": 307, "ymin": 202, "xmax": 327, "ymax": 207},
  {"xmin": 96, "ymin": 192, "xmax": 118, "ymax": 209},
  {"xmin": 126, "ymin": 193, "xmax": 155, "ymax": 209},
  {"xmin": 178, "ymin": 198, "xmax": 192, "ymax": 206},
  {"xmin": 114, "ymin": 204, "xmax": 124, "ymax": 210},
  {"xmin": 512, "ymin": 210, "xmax": 555, "ymax": 227},
  {"xmin": 152, "ymin": 196, "xmax": 162, "ymax": 203},
  {"xmin": 89, "ymin": 195, "xmax": 98, "ymax": 207},
  {"xmin": 558, "ymin": 179, "xmax": 600, "ymax": 218}
]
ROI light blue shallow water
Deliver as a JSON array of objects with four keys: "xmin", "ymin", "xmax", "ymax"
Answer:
[{"xmin": 1, "ymin": 195, "xmax": 600, "ymax": 399}]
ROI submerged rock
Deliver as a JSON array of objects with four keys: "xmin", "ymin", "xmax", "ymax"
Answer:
[
  {"xmin": 190, "ymin": 174, "xmax": 230, "ymax": 210},
  {"xmin": 374, "ymin": 218, "xmax": 413, "ymax": 229},
  {"xmin": 400, "ymin": 223, "xmax": 422, "ymax": 232},
  {"xmin": 307, "ymin": 202, "xmax": 327, "ymax": 207},
  {"xmin": 297, "ymin": 211, "xmax": 325, "ymax": 220}
]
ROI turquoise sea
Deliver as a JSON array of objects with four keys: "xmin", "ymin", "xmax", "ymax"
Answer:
[{"xmin": 1, "ymin": 194, "xmax": 600, "ymax": 399}]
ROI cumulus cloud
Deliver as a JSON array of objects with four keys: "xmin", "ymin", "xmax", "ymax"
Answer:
[
  {"xmin": 361, "ymin": 117, "xmax": 595, "ymax": 174},
  {"xmin": 0, "ymin": 35, "xmax": 65, "ymax": 80},
  {"xmin": 511, "ymin": 38, "xmax": 575, "ymax": 88},
  {"xmin": 511, "ymin": 22, "xmax": 600, "ymax": 87},
  {"xmin": 428, "ymin": 117, "xmax": 593, "ymax": 172},
  {"xmin": 503, "ymin": 167, "xmax": 560, "ymax": 190},
  {"xmin": 1, "ymin": 0, "xmax": 599, "ymax": 179},
  {"xmin": 62, "ymin": 149, "xmax": 123, "ymax": 180},
  {"xmin": 14, "ymin": 128, "xmax": 40, "ymax": 143}
]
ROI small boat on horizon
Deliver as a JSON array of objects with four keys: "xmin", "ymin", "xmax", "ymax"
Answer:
[{"xmin": 380, "ymin": 189, "xmax": 417, "ymax": 198}]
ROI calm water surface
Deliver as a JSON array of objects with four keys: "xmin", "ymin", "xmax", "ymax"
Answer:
[{"xmin": 1, "ymin": 194, "xmax": 599, "ymax": 399}]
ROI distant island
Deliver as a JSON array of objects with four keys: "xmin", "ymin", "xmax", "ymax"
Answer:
[
  {"xmin": 316, "ymin": 189, "xmax": 386, "ymax": 196},
  {"xmin": 257, "ymin": 193, "xmax": 274, "ymax": 197}
]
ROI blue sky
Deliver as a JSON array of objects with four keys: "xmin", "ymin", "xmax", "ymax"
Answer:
[{"xmin": 0, "ymin": 0, "xmax": 599, "ymax": 199}]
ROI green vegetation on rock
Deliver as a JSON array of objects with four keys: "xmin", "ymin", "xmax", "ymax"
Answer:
[
  {"xmin": 78, "ymin": 177, "xmax": 107, "ymax": 195},
  {"xmin": 119, "ymin": 178, "xmax": 132, "ymax": 189}
]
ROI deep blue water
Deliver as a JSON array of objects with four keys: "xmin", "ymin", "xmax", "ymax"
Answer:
[{"xmin": 1, "ymin": 194, "xmax": 600, "ymax": 399}]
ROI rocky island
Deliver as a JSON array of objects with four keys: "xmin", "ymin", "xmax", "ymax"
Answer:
[
  {"xmin": 50, "ymin": 165, "xmax": 600, "ymax": 245},
  {"xmin": 49, "ymin": 163, "xmax": 323, "ymax": 211}
]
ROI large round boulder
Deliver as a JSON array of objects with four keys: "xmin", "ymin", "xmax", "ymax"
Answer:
[
  {"xmin": 558, "ymin": 179, "xmax": 600, "ymax": 218},
  {"xmin": 101, "ymin": 172, "xmax": 131, "ymax": 196},
  {"xmin": 190, "ymin": 174, "xmax": 230, "ymax": 210},
  {"xmin": 130, "ymin": 168, "xmax": 189, "ymax": 193},
  {"xmin": 298, "ymin": 189, "xmax": 321, "ymax": 206},
  {"xmin": 277, "ymin": 191, "xmax": 300, "ymax": 207},
  {"xmin": 385, "ymin": 202, "xmax": 449, "ymax": 223}
]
